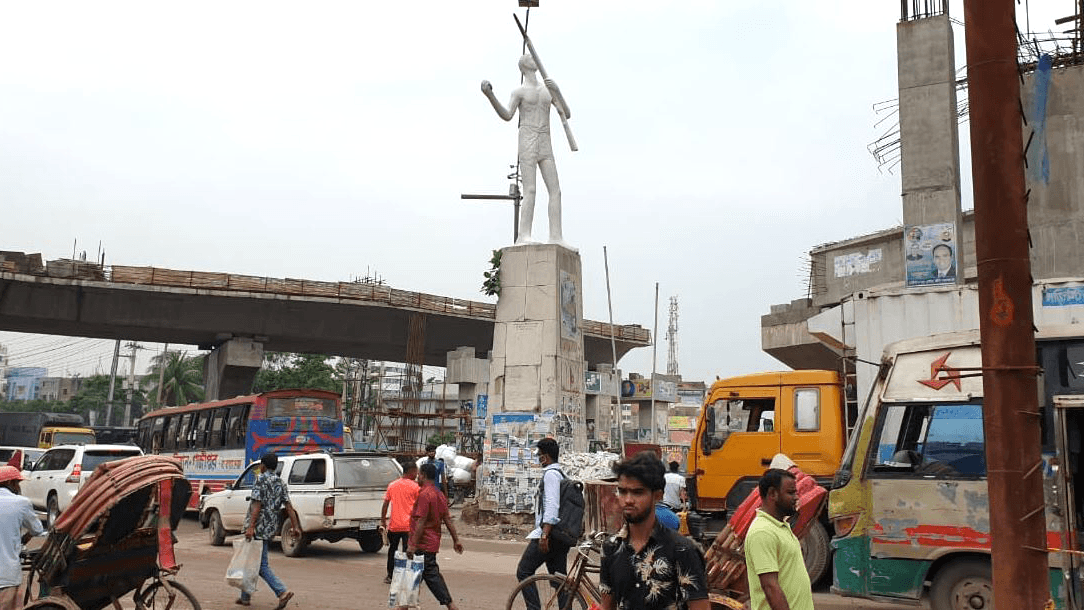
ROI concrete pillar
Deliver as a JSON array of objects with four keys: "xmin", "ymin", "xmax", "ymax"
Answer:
[
  {"xmin": 203, "ymin": 337, "xmax": 263, "ymax": 401},
  {"xmin": 897, "ymin": 13, "xmax": 965, "ymax": 283},
  {"xmin": 488, "ymin": 243, "xmax": 586, "ymax": 452}
]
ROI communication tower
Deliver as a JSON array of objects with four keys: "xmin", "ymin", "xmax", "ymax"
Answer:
[{"xmin": 666, "ymin": 296, "xmax": 679, "ymax": 376}]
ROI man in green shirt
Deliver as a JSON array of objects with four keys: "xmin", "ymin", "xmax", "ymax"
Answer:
[{"xmin": 744, "ymin": 469, "xmax": 814, "ymax": 610}]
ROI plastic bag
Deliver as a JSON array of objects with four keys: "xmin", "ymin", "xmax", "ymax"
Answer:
[
  {"xmin": 225, "ymin": 537, "xmax": 261, "ymax": 593},
  {"xmin": 387, "ymin": 551, "xmax": 424, "ymax": 608}
]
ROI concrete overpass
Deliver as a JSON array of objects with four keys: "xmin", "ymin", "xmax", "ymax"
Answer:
[{"xmin": 0, "ymin": 265, "xmax": 650, "ymax": 397}]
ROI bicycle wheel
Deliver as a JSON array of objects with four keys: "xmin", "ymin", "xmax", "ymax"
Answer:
[
  {"xmin": 134, "ymin": 579, "xmax": 202, "ymax": 610},
  {"xmin": 507, "ymin": 574, "xmax": 589, "ymax": 610}
]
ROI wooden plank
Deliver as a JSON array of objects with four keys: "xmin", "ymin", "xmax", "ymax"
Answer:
[
  {"xmin": 111, "ymin": 266, "xmax": 155, "ymax": 285},
  {"xmin": 303, "ymin": 280, "xmax": 339, "ymax": 298},
  {"xmin": 189, "ymin": 271, "xmax": 229, "ymax": 288},
  {"xmin": 228, "ymin": 275, "xmax": 268, "ymax": 292}
]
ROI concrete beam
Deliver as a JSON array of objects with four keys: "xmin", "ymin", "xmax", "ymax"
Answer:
[{"xmin": 0, "ymin": 272, "xmax": 648, "ymax": 368}]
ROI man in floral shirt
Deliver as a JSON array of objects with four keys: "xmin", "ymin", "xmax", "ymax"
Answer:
[
  {"xmin": 599, "ymin": 452, "xmax": 709, "ymax": 610},
  {"xmin": 239, "ymin": 453, "xmax": 301, "ymax": 609}
]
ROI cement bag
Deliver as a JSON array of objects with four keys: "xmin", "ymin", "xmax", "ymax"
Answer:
[
  {"xmin": 450, "ymin": 467, "xmax": 472, "ymax": 484},
  {"xmin": 387, "ymin": 551, "xmax": 425, "ymax": 608},
  {"xmin": 451, "ymin": 455, "xmax": 476, "ymax": 471},
  {"xmin": 225, "ymin": 537, "xmax": 261, "ymax": 593},
  {"xmin": 435, "ymin": 444, "xmax": 457, "ymax": 462}
]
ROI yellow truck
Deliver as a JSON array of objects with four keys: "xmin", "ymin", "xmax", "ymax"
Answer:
[
  {"xmin": 0, "ymin": 412, "xmax": 95, "ymax": 449},
  {"xmin": 687, "ymin": 370, "xmax": 848, "ymax": 583}
]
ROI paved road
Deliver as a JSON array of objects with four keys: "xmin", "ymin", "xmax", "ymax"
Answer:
[{"xmin": 66, "ymin": 516, "xmax": 926, "ymax": 609}]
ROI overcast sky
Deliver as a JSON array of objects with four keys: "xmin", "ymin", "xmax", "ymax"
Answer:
[{"xmin": 0, "ymin": 2, "xmax": 1072, "ymax": 384}]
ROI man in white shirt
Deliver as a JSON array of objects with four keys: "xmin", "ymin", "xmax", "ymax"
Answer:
[
  {"xmin": 663, "ymin": 461, "xmax": 687, "ymax": 511},
  {"xmin": 515, "ymin": 438, "xmax": 569, "ymax": 610},
  {"xmin": 0, "ymin": 465, "xmax": 44, "ymax": 610}
]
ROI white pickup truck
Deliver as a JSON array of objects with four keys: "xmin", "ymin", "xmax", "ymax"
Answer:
[{"xmin": 198, "ymin": 451, "xmax": 402, "ymax": 556}]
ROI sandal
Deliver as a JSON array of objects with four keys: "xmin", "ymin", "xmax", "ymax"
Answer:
[{"xmin": 274, "ymin": 591, "xmax": 295, "ymax": 609}]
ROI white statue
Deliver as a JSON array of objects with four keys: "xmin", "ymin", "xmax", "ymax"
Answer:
[{"xmin": 481, "ymin": 54, "xmax": 572, "ymax": 246}]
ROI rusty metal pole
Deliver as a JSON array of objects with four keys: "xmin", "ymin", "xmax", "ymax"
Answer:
[{"xmin": 963, "ymin": 1, "xmax": 1048, "ymax": 607}]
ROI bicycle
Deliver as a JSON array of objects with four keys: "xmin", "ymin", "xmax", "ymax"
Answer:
[
  {"xmin": 505, "ymin": 530, "xmax": 746, "ymax": 610},
  {"xmin": 506, "ymin": 532, "xmax": 605, "ymax": 610}
]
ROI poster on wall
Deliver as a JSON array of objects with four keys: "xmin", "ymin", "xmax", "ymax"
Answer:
[
  {"xmin": 560, "ymin": 270, "xmax": 580, "ymax": 341},
  {"xmin": 904, "ymin": 222, "xmax": 958, "ymax": 287}
]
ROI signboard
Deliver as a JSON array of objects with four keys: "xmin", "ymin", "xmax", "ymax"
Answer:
[
  {"xmin": 904, "ymin": 223, "xmax": 958, "ymax": 287},
  {"xmin": 621, "ymin": 378, "xmax": 677, "ymax": 402},
  {"xmin": 1043, "ymin": 285, "xmax": 1084, "ymax": 307},
  {"xmin": 585, "ymin": 371, "xmax": 620, "ymax": 396},
  {"xmin": 476, "ymin": 394, "xmax": 488, "ymax": 419},
  {"xmin": 668, "ymin": 416, "xmax": 695, "ymax": 430}
]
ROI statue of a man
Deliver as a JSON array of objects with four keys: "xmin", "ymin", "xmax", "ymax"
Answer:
[{"xmin": 481, "ymin": 54, "xmax": 571, "ymax": 246}]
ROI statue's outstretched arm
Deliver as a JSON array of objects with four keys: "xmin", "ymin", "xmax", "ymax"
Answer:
[
  {"xmin": 481, "ymin": 81, "xmax": 518, "ymax": 122},
  {"xmin": 544, "ymin": 79, "xmax": 570, "ymax": 120}
]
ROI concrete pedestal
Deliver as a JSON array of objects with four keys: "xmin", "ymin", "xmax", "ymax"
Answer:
[{"xmin": 488, "ymin": 243, "xmax": 586, "ymax": 452}]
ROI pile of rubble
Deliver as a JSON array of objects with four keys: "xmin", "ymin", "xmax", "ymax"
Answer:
[{"xmin": 560, "ymin": 451, "xmax": 621, "ymax": 482}]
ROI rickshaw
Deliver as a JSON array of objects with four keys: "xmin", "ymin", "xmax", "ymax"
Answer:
[{"xmin": 20, "ymin": 455, "xmax": 201, "ymax": 610}]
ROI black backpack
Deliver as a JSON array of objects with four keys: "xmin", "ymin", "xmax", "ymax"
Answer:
[{"xmin": 539, "ymin": 468, "xmax": 585, "ymax": 547}]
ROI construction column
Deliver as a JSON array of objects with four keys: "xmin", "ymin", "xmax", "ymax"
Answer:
[
  {"xmin": 203, "ymin": 337, "xmax": 263, "ymax": 401},
  {"xmin": 897, "ymin": 9, "xmax": 965, "ymax": 284}
]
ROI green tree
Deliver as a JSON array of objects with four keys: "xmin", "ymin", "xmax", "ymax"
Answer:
[
  {"xmin": 68, "ymin": 374, "xmax": 147, "ymax": 424},
  {"xmin": 251, "ymin": 352, "xmax": 338, "ymax": 393},
  {"xmin": 144, "ymin": 351, "xmax": 205, "ymax": 407}
]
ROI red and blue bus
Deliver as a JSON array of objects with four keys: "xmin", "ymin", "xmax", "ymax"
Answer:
[{"xmin": 136, "ymin": 388, "xmax": 343, "ymax": 508}]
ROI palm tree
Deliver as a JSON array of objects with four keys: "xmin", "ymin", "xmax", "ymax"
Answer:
[{"xmin": 145, "ymin": 350, "xmax": 205, "ymax": 407}]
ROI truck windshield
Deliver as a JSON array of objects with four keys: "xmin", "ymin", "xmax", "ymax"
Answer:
[
  {"xmin": 334, "ymin": 457, "xmax": 400, "ymax": 488},
  {"xmin": 53, "ymin": 432, "xmax": 95, "ymax": 445}
]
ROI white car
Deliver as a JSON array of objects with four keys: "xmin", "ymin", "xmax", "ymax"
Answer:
[
  {"xmin": 0, "ymin": 446, "xmax": 44, "ymax": 471},
  {"xmin": 199, "ymin": 452, "xmax": 401, "ymax": 556},
  {"xmin": 21, "ymin": 444, "xmax": 144, "ymax": 526}
]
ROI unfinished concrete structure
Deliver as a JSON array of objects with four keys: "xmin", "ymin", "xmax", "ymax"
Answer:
[{"xmin": 762, "ymin": 7, "xmax": 1084, "ymax": 395}]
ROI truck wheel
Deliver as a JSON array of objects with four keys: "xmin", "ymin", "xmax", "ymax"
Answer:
[
  {"xmin": 799, "ymin": 520, "xmax": 830, "ymax": 585},
  {"xmin": 208, "ymin": 511, "xmax": 226, "ymax": 546},
  {"xmin": 280, "ymin": 520, "xmax": 308, "ymax": 557},
  {"xmin": 47, "ymin": 494, "xmax": 61, "ymax": 530},
  {"xmin": 930, "ymin": 558, "xmax": 992, "ymax": 610},
  {"xmin": 359, "ymin": 532, "xmax": 383, "ymax": 553}
]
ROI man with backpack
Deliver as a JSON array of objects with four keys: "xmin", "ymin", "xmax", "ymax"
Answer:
[{"xmin": 515, "ymin": 437, "xmax": 583, "ymax": 610}]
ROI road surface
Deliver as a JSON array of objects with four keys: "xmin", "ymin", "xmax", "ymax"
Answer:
[{"xmin": 32, "ymin": 515, "xmax": 927, "ymax": 609}]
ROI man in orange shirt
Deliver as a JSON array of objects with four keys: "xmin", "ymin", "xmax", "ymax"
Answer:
[
  {"xmin": 407, "ymin": 463, "xmax": 463, "ymax": 610},
  {"xmin": 381, "ymin": 461, "xmax": 419, "ymax": 584}
]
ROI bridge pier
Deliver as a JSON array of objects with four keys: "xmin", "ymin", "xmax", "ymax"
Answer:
[{"xmin": 203, "ymin": 337, "xmax": 263, "ymax": 401}]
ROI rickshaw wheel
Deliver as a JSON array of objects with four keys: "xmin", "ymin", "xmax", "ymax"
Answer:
[{"xmin": 134, "ymin": 580, "xmax": 202, "ymax": 610}]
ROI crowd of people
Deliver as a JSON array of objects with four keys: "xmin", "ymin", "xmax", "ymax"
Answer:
[{"xmin": 0, "ymin": 440, "xmax": 814, "ymax": 610}]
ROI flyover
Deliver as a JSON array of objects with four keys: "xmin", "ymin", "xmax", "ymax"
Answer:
[{"xmin": 0, "ymin": 264, "xmax": 650, "ymax": 372}]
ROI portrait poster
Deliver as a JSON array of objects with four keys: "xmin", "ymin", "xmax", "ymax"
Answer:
[{"xmin": 904, "ymin": 222, "xmax": 958, "ymax": 287}]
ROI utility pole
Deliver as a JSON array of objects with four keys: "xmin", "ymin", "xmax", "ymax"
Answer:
[
  {"xmin": 650, "ymin": 282, "xmax": 659, "ymax": 444},
  {"xmin": 123, "ymin": 342, "xmax": 138, "ymax": 427},
  {"xmin": 963, "ymin": 1, "xmax": 1048, "ymax": 607},
  {"xmin": 105, "ymin": 339, "xmax": 121, "ymax": 426},
  {"xmin": 156, "ymin": 343, "xmax": 169, "ymax": 407}
]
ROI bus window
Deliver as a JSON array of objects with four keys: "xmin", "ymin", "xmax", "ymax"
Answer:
[
  {"xmin": 209, "ymin": 409, "xmax": 228, "ymax": 448},
  {"xmin": 227, "ymin": 405, "xmax": 250, "ymax": 449},
  {"xmin": 178, "ymin": 414, "xmax": 193, "ymax": 449},
  {"xmin": 163, "ymin": 416, "xmax": 179, "ymax": 451},
  {"xmin": 266, "ymin": 397, "xmax": 337, "ymax": 418},
  {"xmin": 193, "ymin": 411, "xmax": 211, "ymax": 448}
]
